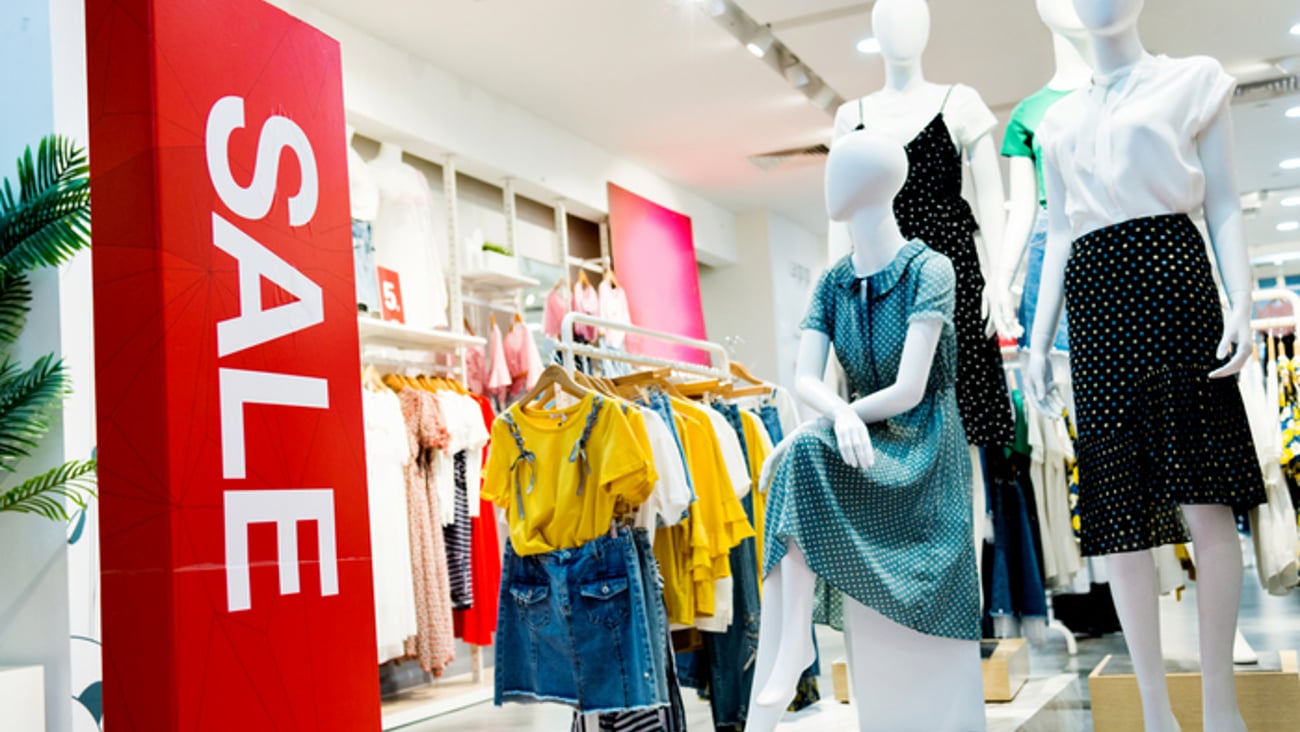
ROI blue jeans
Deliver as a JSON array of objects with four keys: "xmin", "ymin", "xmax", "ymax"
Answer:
[
  {"xmin": 351, "ymin": 219, "xmax": 379, "ymax": 314},
  {"xmin": 1019, "ymin": 208, "xmax": 1070, "ymax": 351},
  {"xmin": 640, "ymin": 390, "xmax": 695, "ymax": 505},
  {"xmin": 496, "ymin": 528, "xmax": 663, "ymax": 713}
]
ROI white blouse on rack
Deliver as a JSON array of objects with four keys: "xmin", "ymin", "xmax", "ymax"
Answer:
[{"xmin": 1038, "ymin": 53, "xmax": 1236, "ymax": 240}]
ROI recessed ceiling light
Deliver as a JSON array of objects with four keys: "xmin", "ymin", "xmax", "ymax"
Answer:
[
  {"xmin": 697, "ymin": 0, "xmax": 727, "ymax": 17},
  {"xmin": 785, "ymin": 64, "xmax": 811, "ymax": 88},
  {"xmin": 856, "ymin": 36, "xmax": 881, "ymax": 54},
  {"xmin": 1282, "ymin": 158, "xmax": 1300, "ymax": 170},
  {"xmin": 1278, "ymin": 221, "xmax": 1300, "ymax": 232},
  {"xmin": 1282, "ymin": 196, "xmax": 1300, "ymax": 207},
  {"xmin": 1287, "ymin": 106, "xmax": 1300, "ymax": 118},
  {"xmin": 1291, "ymin": 22, "xmax": 1300, "ymax": 36}
]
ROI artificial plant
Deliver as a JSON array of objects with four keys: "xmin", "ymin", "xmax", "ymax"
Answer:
[{"xmin": 0, "ymin": 135, "xmax": 97, "ymax": 521}]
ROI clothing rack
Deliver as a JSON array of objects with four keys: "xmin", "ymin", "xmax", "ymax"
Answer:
[
  {"xmin": 557, "ymin": 312, "xmax": 731, "ymax": 380},
  {"xmin": 361, "ymin": 345, "xmax": 460, "ymax": 375},
  {"xmin": 1251, "ymin": 288, "xmax": 1300, "ymax": 332},
  {"xmin": 462, "ymin": 295, "xmax": 521, "ymax": 316}
]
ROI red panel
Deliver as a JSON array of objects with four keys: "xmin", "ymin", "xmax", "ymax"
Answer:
[
  {"xmin": 606, "ymin": 183, "xmax": 709, "ymax": 365},
  {"xmin": 87, "ymin": 0, "xmax": 381, "ymax": 729}
]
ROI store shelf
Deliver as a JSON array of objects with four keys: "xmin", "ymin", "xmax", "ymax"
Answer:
[
  {"xmin": 460, "ymin": 270, "xmax": 540, "ymax": 293},
  {"xmin": 357, "ymin": 316, "xmax": 485, "ymax": 350}
]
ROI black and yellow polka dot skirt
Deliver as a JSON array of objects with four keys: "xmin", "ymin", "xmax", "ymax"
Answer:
[{"xmin": 1064, "ymin": 213, "xmax": 1265, "ymax": 556}]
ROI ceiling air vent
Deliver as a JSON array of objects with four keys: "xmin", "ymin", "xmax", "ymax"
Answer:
[
  {"xmin": 748, "ymin": 143, "xmax": 829, "ymax": 172},
  {"xmin": 1235, "ymin": 73, "xmax": 1299, "ymax": 101}
]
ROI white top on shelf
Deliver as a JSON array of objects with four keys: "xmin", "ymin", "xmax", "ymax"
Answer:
[
  {"xmin": 358, "ymin": 316, "xmax": 486, "ymax": 350},
  {"xmin": 460, "ymin": 270, "xmax": 540, "ymax": 293}
]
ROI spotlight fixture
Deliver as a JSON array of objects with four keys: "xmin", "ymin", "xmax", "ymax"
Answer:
[
  {"xmin": 856, "ymin": 36, "xmax": 881, "ymax": 54},
  {"xmin": 785, "ymin": 63, "xmax": 811, "ymax": 88},
  {"xmin": 1283, "ymin": 158, "xmax": 1300, "ymax": 170},
  {"xmin": 747, "ymin": 25, "xmax": 775, "ymax": 58},
  {"xmin": 1277, "ymin": 221, "xmax": 1300, "ymax": 232}
]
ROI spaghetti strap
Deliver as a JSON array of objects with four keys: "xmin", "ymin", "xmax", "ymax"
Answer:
[{"xmin": 940, "ymin": 84, "xmax": 956, "ymax": 113}]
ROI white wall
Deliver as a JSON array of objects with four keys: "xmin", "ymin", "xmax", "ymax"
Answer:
[
  {"xmin": 267, "ymin": 0, "xmax": 739, "ymax": 267},
  {"xmin": 699, "ymin": 212, "xmax": 826, "ymax": 400}
]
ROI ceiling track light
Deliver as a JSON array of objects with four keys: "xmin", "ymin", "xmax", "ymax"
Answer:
[
  {"xmin": 697, "ymin": 0, "xmax": 728, "ymax": 18},
  {"xmin": 783, "ymin": 57, "xmax": 811, "ymax": 88},
  {"xmin": 810, "ymin": 84, "xmax": 838, "ymax": 112},
  {"xmin": 747, "ymin": 25, "xmax": 775, "ymax": 58}
]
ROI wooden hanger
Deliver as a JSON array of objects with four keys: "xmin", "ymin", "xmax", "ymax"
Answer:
[
  {"xmin": 605, "ymin": 267, "xmax": 618, "ymax": 288},
  {"xmin": 729, "ymin": 361, "xmax": 767, "ymax": 386},
  {"xmin": 576, "ymin": 268, "xmax": 591, "ymax": 287},
  {"xmin": 463, "ymin": 316, "xmax": 476, "ymax": 336},
  {"xmin": 675, "ymin": 379, "xmax": 724, "ymax": 399},
  {"xmin": 519, "ymin": 363, "xmax": 590, "ymax": 407},
  {"xmin": 612, "ymin": 367, "xmax": 671, "ymax": 388},
  {"xmin": 514, "ymin": 310, "xmax": 524, "ymax": 325},
  {"xmin": 725, "ymin": 383, "xmax": 775, "ymax": 399}
]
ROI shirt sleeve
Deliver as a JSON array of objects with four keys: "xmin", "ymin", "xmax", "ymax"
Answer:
[
  {"xmin": 1187, "ymin": 56, "xmax": 1237, "ymax": 137},
  {"xmin": 948, "ymin": 84, "xmax": 998, "ymax": 152},
  {"xmin": 481, "ymin": 417, "xmax": 516, "ymax": 509},
  {"xmin": 799, "ymin": 267, "xmax": 836, "ymax": 335},
  {"xmin": 596, "ymin": 403, "xmax": 654, "ymax": 507},
  {"xmin": 908, "ymin": 253, "xmax": 957, "ymax": 330},
  {"xmin": 1001, "ymin": 100, "xmax": 1034, "ymax": 159}
]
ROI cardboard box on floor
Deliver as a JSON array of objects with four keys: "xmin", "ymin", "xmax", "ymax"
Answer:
[
  {"xmin": 1090, "ymin": 650, "xmax": 1300, "ymax": 731},
  {"xmin": 982, "ymin": 638, "xmax": 1030, "ymax": 702}
]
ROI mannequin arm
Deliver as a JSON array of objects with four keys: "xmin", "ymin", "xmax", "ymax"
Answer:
[
  {"xmin": 1199, "ymin": 103, "xmax": 1253, "ymax": 379},
  {"xmin": 795, "ymin": 318, "xmax": 945, "ymax": 468},
  {"xmin": 966, "ymin": 135, "xmax": 1012, "ymax": 337},
  {"xmin": 1025, "ymin": 156, "xmax": 1071, "ymax": 412},
  {"xmin": 997, "ymin": 157, "xmax": 1039, "ymax": 339}
]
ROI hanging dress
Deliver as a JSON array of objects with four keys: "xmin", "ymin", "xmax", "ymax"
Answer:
[{"xmin": 854, "ymin": 89, "xmax": 1015, "ymax": 447}]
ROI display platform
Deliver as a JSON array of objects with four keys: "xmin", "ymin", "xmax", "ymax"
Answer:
[
  {"xmin": 381, "ymin": 668, "xmax": 495, "ymax": 730},
  {"xmin": 1090, "ymin": 650, "xmax": 1300, "ymax": 731},
  {"xmin": 981, "ymin": 638, "xmax": 1030, "ymax": 702}
]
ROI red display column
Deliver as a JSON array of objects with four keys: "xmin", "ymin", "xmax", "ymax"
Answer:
[{"xmin": 85, "ymin": 0, "xmax": 381, "ymax": 729}]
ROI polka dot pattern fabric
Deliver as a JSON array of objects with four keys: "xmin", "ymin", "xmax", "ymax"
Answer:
[
  {"xmin": 893, "ymin": 113, "xmax": 1015, "ymax": 447},
  {"xmin": 765, "ymin": 241, "xmax": 981, "ymax": 641},
  {"xmin": 1065, "ymin": 214, "xmax": 1266, "ymax": 556}
]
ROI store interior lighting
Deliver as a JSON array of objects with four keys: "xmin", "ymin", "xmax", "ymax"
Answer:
[
  {"xmin": 784, "ymin": 61, "xmax": 811, "ymax": 88},
  {"xmin": 1282, "ymin": 158, "xmax": 1300, "ymax": 170},
  {"xmin": 1283, "ymin": 196, "xmax": 1300, "ymax": 207},
  {"xmin": 856, "ymin": 36, "xmax": 882, "ymax": 54},
  {"xmin": 1287, "ymin": 105, "xmax": 1300, "ymax": 118},
  {"xmin": 1278, "ymin": 221, "xmax": 1300, "ymax": 232},
  {"xmin": 697, "ymin": 0, "xmax": 728, "ymax": 18},
  {"xmin": 1291, "ymin": 22, "xmax": 1300, "ymax": 35},
  {"xmin": 747, "ymin": 25, "xmax": 775, "ymax": 58}
]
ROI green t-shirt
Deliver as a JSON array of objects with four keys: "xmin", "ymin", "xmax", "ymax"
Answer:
[{"xmin": 1001, "ymin": 86, "xmax": 1073, "ymax": 207}]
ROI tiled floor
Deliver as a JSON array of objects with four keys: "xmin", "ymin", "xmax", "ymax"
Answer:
[{"xmin": 392, "ymin": 574, "xmax": 1300, "ymax": 731}]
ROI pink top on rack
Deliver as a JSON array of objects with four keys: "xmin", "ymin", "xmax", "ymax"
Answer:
[
  {"xmin": 598, "ymin": 278, "xmax": 631, "ymax": 348},
  {"xmin": 502, "ymin": 318, "xmax": 544, "ymax": 394},
  {"xmin": 486, "ymin": 320, "xmax": 513, "ymax": 394},
  {"xmin": 573, "ymin": 280, "xmax": 600, "ymax": 341},
  {"xmin": 542, "ymin": 285, "xmax": 570, "ymax": 339},
  {"xmin": 465, "ymin": 343, "xmax": 486, "ymax": 395}
]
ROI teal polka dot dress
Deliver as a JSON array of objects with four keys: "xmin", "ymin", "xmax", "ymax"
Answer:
[{"xmin": 764, "ymin": 240, "xmax": 981, "ymax": 641}]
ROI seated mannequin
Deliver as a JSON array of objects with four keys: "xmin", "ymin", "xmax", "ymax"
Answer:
[{"xmin": 746, "ymin": 131, "xmax": 984, "ymax": 732}]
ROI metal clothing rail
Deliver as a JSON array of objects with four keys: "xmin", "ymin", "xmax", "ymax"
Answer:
[
  {"xmin": 361, "ymin": 345, "xmax": 459, "ymax": 375},
  {"xmin": 462, "ymin": 295, "xmax": 520, "ymax": 316},
  {"xmin": 557, "ymin": 312, "xmax": 731, "ymax": 380},
  {"xmin": 1251, "ymin": 288, "xmax": 1300, "ymax": 332}
]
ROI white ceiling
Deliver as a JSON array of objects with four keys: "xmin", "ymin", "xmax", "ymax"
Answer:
[{"xmin": 308, "ymin": 0, "xmax": 1300, "ymax": 256}]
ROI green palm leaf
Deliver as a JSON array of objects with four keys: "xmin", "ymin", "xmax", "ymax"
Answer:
[
  {"xmin": 0, "ymin": 458, "xmax": 97, "ymax": 521},
  {"xmin": 0, "ymin": 273, "xmax": 32, "ymax": 345},
  {"xmin": 0, "ymin": 354, "xmax": 68, "ymax": 470},
  {"xmin": 0, "ymin": 135, "xmax": 91, "ymax": 277}
]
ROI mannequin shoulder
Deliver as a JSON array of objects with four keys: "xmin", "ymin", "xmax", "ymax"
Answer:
[{"xmin": 1148, "ymin": 54, "xmax": 1234, "ymax": 93}]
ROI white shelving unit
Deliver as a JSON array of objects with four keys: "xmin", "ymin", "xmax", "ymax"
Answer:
[
  {"xmin": 357, "ymin": 316, "xmax": 486, "ymax": 351},
  {"xmin": 460, "ymin": 270, "xmax": 539, "ymax": 293}
]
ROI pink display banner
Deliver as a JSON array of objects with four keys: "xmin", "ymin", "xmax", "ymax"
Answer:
[{"xmin": 606, "ymin": 183, "xmax": 710, "ymax": 366}]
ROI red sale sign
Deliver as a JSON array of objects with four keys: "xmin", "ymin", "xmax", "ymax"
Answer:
[
  {"xmin": 377, "ymin": 266, "xmax": 405, "ymax": 323},
  {"xmin": 86, "ymin": 0, "xmax": 381, "ymax": 729}
]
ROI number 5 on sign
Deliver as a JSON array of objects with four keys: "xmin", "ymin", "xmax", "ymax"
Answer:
[{"xmin": 377, "ymin": 266, "xmax": 404, "ymax": 323}]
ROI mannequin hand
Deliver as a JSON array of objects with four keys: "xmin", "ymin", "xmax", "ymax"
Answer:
[
  {"xmin": 980, "ymin": 285, "xmax": 997, "ymax": 338},
  {"xmin": 832, "ymin": 406, "xmax": 874, "ymax": 469},
  {"xmin": 1025, "ymin": 348, "xmax": 1063, "ymax": 415},
  {"xmin": 990, "ymin": 287, "xmax": 1024, "ymax": 341},
  {"xmin": 1209, "ymin": 303, "xmax": 1252, "ymax": 379}
]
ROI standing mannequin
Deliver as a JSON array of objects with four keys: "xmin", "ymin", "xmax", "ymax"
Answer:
[
  {"xmin": 748, "ymin": 131, "xmax": 984, "ymax": 732},
  {"xmin": 995, "ymin": 0, "xmax": 1093, "ymax": 344},
  {"xmin": 833, "ymin": 0, "xmax": 1014, "ymax": 449},
  {"xmin": 369, "ymin": 142, "xmax": 449, "ymax": 329},
  {"xmin": 1028, "ymin": 1, "xmax": 1265, "ymax": 730}
]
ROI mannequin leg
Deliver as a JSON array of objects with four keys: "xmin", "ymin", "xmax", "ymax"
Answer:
[
  {"xmin": 744, "ymin": 560, "xmax": 787, "ymax": 732},
  {"xmin": 1106, "ymin": 549, "xmax": 1181, "ymax": 732},
  {"xmin": 753, "ymin": 542, "xmax": 817, "ymax": 708},
  {"xmin": 1181, "ymin": 505, "xmax": 1247, "ymax": 732}
]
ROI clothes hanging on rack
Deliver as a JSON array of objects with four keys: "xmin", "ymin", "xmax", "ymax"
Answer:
[
  {"xmin": 363, "ymin": 387, "xmax": 418, "ymax": 662},
  {"xmin": 598, "ymin": 277, "xmax": 632, "ymax": 349},
  {"xmin": 504, "ymin": 317, "xmax": 545, "ymax": 397},
  {"xmin": 486, "ymin": 319, "xmax": 513, "ymax": 398},
  {"xmin": 1240, "ymin": 345, "xmax": 1300, "ymax": 596},
  {"xmin": 573, "ymin": 280, "xmax": 601, "ymax": 341},
  {"xmin": 455, "ymin": 393, "xmax": 503, "ymax": 645},
  {"xmin": 544, "ymin": 283, "xmax": 571, "ymax": 339}
]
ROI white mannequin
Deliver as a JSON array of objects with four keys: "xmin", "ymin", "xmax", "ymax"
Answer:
[
  {"xmin": 1026, "ymin": 1, "xmax": 1252, "ymax": 730},
  {"xmin": 368, "ymin": 142, "xmax": 449, "ymax": 329},
  {"xmin": 746, "ymin": 132, "xmax": 984, "ymax": 732},
  {"xmin": 833, "ymin": 0, "xmax": 1012, "ymax": 336},
  {"xmin": 993, "ymin": 0, "xmax": 1093, "ymax": 337}
]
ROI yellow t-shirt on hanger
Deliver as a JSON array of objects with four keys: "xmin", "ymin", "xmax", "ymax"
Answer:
[{"xmin": 484, "ymin": 392, "xmax": 652, "ymax": 556}]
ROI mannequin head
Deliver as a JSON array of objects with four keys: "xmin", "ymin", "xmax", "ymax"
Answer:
[
  {"xmin": 872, "ymin": 0, "xmax": 930, "ymax": 65},
  {"xmin": 826, "ymin": 132, "xmax": 909, "ymax": 222},
  {"xmin": 1036, "ymin": 0, "xmax": 1087, "ymax": 37},
  {"xmin": 1070, "ymin": 0, "xmax": 1143, "ymax": 36}
]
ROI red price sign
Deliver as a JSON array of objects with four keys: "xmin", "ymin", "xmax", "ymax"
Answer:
[{"xmin": 377, "ymin": 266, "xmax": 405, "ymax": 324}]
